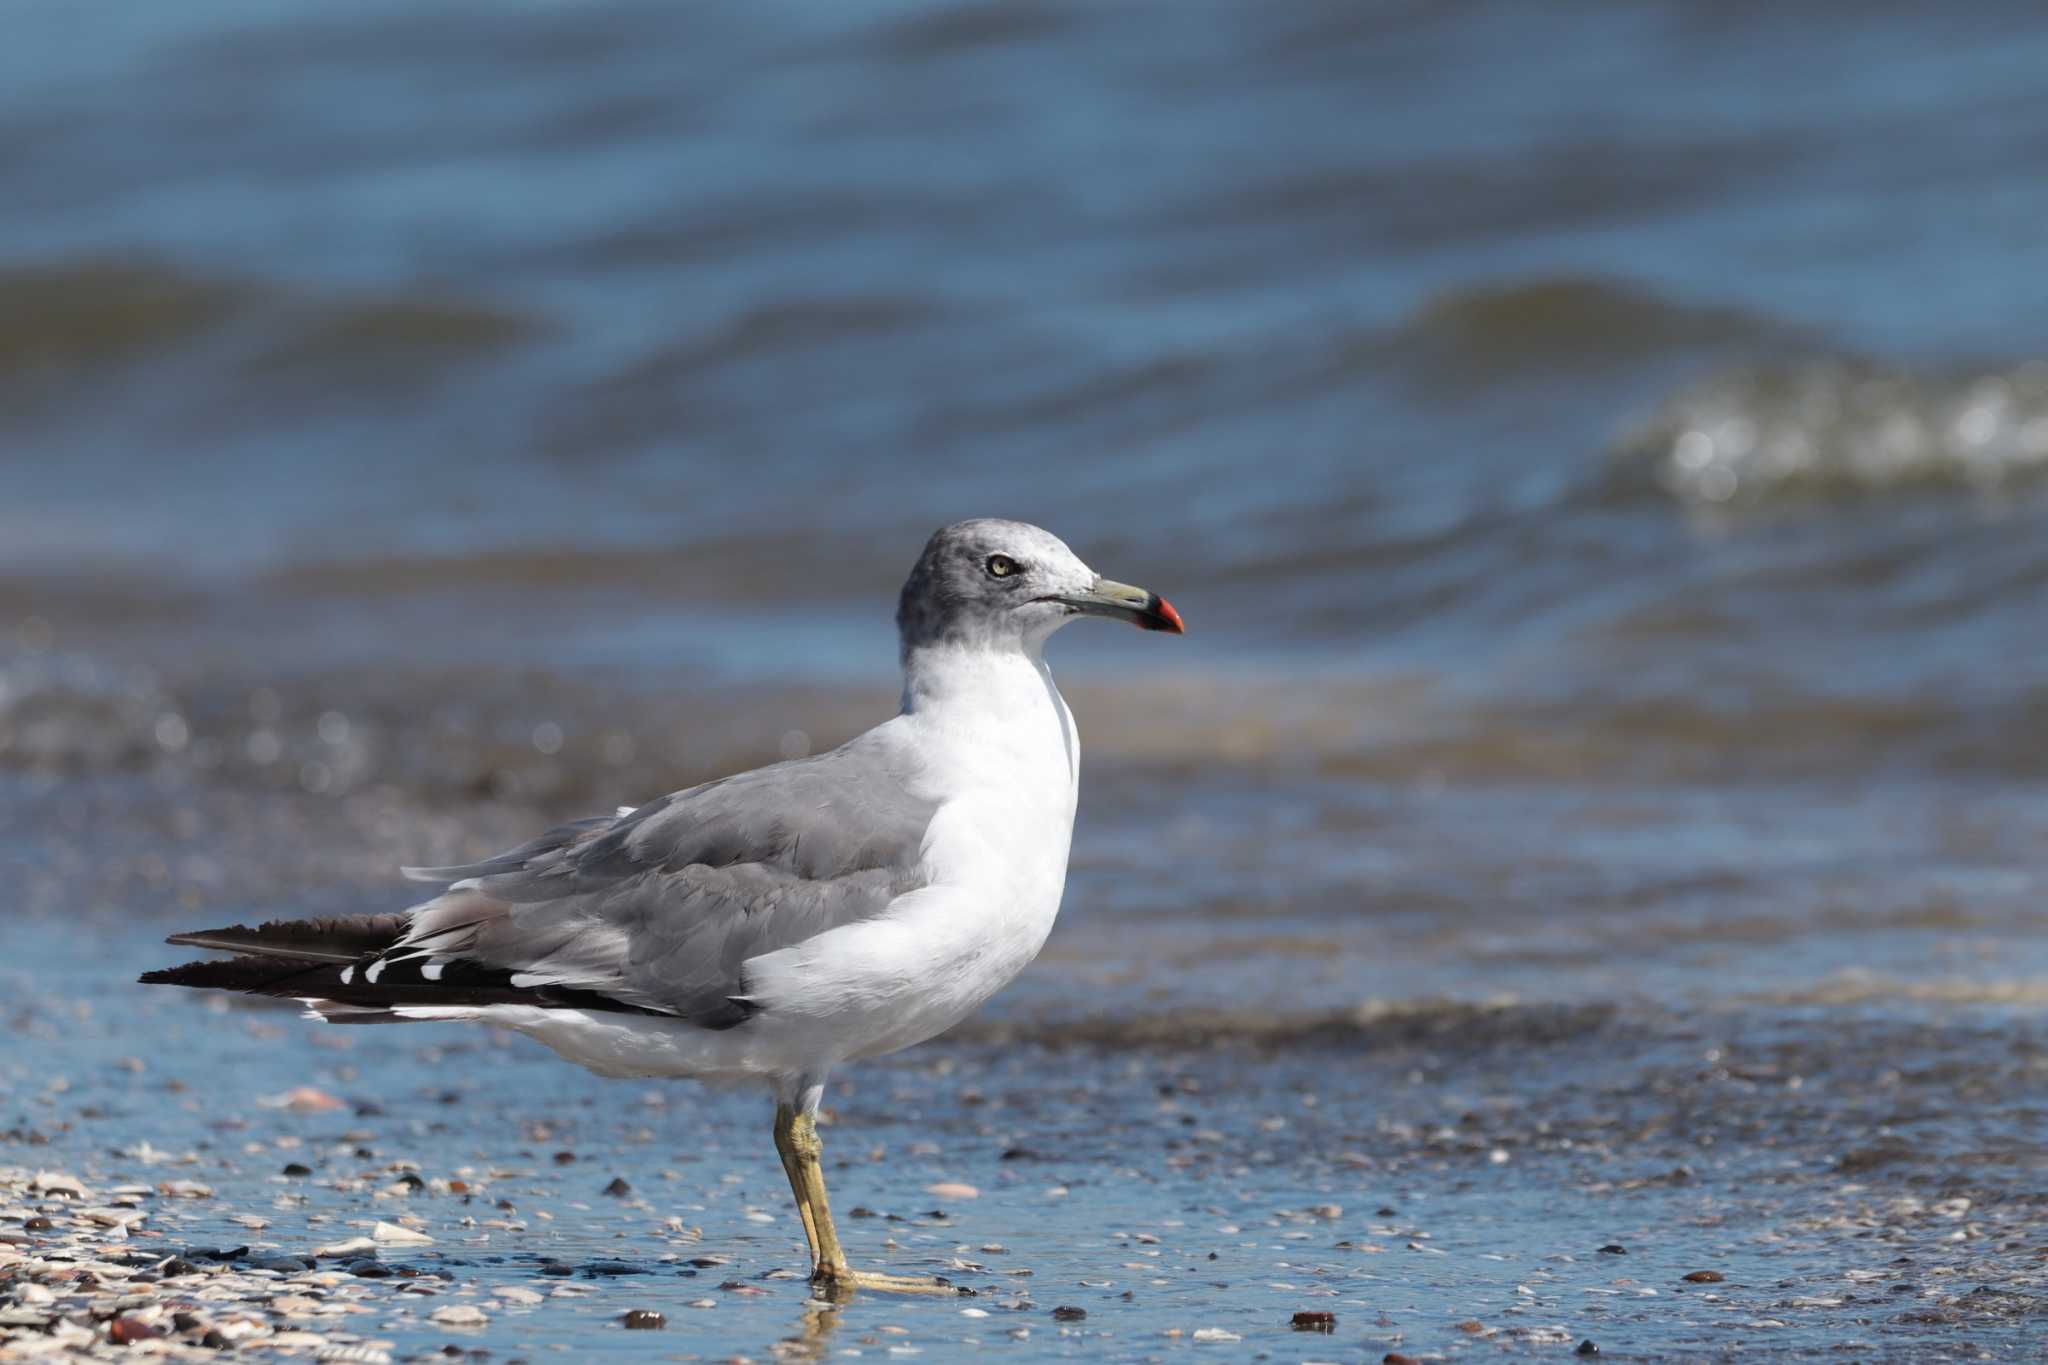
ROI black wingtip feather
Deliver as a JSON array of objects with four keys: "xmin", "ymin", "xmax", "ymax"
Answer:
[{"xmin": 162, "ymin": 914, "xmax": 412, "ymax": 964}]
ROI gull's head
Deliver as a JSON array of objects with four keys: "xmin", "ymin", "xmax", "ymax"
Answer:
[{"xmin": 897, "ymin": 518, "xmax": 1184, "ymax": 655}]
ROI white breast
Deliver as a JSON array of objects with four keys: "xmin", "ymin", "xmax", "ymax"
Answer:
[{"xmin": 742, "ymin": 643, "xmax": 1080, "ymax": 1066}]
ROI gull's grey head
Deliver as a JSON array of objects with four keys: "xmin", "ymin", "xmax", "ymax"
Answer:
[{"xmin": 896, "ymin": 518, "xmax": 1184, "ymax": 656}]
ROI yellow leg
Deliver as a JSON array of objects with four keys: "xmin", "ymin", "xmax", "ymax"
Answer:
[
  {"xmin": 772, "ymin": 1105, "xmax": 821, "ymax": 1266},
  {"xmin": 783, "ymin": 1108, "xmax": 961, "ymax": 1296}
]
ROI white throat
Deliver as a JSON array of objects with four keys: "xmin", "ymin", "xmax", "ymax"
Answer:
[{"xmin": 899, "ymin": 640, "xmax": 1080, "ymax": 801}]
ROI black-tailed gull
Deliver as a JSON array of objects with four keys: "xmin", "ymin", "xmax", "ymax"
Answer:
[{"xmin": 143, "ymin": 518, "xmax": 1184, "ymax": 1295}]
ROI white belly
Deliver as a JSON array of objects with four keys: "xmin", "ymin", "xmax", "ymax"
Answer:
[{"xmin": 741, "ymin": 788, "xmax": 1074, "ymax": 1066}]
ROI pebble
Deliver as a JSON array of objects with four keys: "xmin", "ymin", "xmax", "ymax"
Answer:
[
  {"xmin": 1683, "ymin": 1270, "xmax": 1726, "ymax": 1283},
  {"xmin": 108, "ymin": 1315, "xmax": 163, "ymax": 1344},
  {"xmin": 925, "ymin": 1181, "xmax": 980, "ymax": 1199},
  {"xmin": 372, "ymin": 1220, "xmax": 434, "ymax": 1245},
  {"xmin": 1578, "ymin": 1340, "xmax": 1601, "ymax": 1355},
  {"xmin": 317, "ymin": 1237, "xmax": 381, "ymax": 1257},
  {"xmin": 622, "ymin": 1309, "xmax": 666, "ymax": 1329},
  {"xmin": 1051, "ymin": 1305, "xmax": 1087, "ymax": 1321},
  {"xmin": 1192, "ymin": 1327, "xmax": 1242, "ymax": 1342},
  {"xmin": 428, "ymin": 1303, "xmax": 489, "ymax": 1326},
  {"xmin": 1291, "ymin": 1310, "xmax": 1337, "ymax": 1331},
  {"xmin": 496, "ymin": 1286, "xmax": 545, "ymax": 1305}
]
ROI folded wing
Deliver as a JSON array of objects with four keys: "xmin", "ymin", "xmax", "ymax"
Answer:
[{"xmin": 143, "ymin": 736, "xmax": 939, "ymax": 1029}]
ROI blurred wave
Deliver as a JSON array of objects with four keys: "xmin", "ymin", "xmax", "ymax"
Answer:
[{"xmin": 1619, "ymin": 359, "xmax": 2048, "ymax": 507}]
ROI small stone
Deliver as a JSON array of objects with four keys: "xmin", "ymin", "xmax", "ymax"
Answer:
[
  {"xmin": 23, "ymin": 1216, "xmax": 54, "ymax": 1232},
  {"xmin": 1578, "ymin": 1341, "xmax": 1601, "ymax": 1356},
  {"xmin": 283, "ymin": 1163, "xmax": 314, "ymax": 1177},
  {"xmin": 1051, "ymin": 1305, "xmax": 1087, "ymax": 1321},
  {"xmin": 1384, "ymin": 1355, "xmax": 1420, "ymax": 1365},
  {"xmin": 622, "ymin": 1309, "xmax": 665, "ymax": 1329},
  {"xmin": 248, "ymin": 1254, "xmax": 312, "ymax": 1273},
  {"xmin": 317, "ymin": 1237, "xmax": 379, "ymax": 1257},
  {"xmin": 1456, "ymin": 1319, "xmax": 1487, "ymax": 1334},
  {"xmin": 109, "ymin": 1316, "xmax": 163, "ymax": 1344},
  {"xmin": 602, "ymin": 1177, "xmax": 632, "ymax": 1197},
  {"xmin": 1682, "ymin": 1270, "xmax": 1725, "ymax": 1283},
  {"xmin": 32, "ymin": 1171, "xmax": 89, "ymax": 1199},
  {"xmin": 496, "ymin": 1287, "xmax": 544, "ymax": 1305},
  {"xmin": 348, "ymin": 1260, "xmax": 392, "ymax": 1278},
  {"xmin": 686, "ymin": 1298, "xmax": 717, "ymax": 1309},
  {"xmin": 270, "ymin": 1086, "xmax": 345, "ymax": 1112},
  {"xmin": 372, "ymin": 1221, "xmax": 434, "ymax": 1245},
  {"xmin": 1291, "ymin": 1310, "xmax": 1336, "ymax": 1331},
  {"xmin": 156, "ymin": 1179, "xmax": 214, "ymax": 1199},
  {"xmin": 429, "ymin": 1303, "xmax": 488, "ymax": 1326},
  {"xmin": 1597, "ymin": 1244, "xmax": 1626, "ymax": 1255},
  {"xmin": 924, "ymin": 1181, "xmax": 979, "ymax": 1200},
  {"xmin": 1192, "ymin": 1328, "xmax": 1241, "ymax": 1342}
]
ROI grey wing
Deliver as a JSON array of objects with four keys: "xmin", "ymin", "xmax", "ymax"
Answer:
[{"xmin": 385, "ymin": 740, "xmax": 938, "ymax": 1028}]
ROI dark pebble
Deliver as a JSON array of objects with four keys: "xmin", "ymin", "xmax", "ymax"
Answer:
[
  {"xmin": 622, "ymin": 1310, "xmax": 666, "ymax": 1330},
  {"xmin": 1577, "ymin": 1341, "xmax": 1600, "ymax": 1356},
  {"xmin": 848, "ymin": 1206, "xmax": 876, "ymax": 1219},
  {"xmin": 1682, "ymin": 1270, "xmax": 1725, "ymax": 1283},
  {"xmin": 160, "ymin": 1258, "xmax": 201, "ymax": 1277},
  {"xmin": 1384, "ymin": 1355, "xmax": 1420, "ymax": 1365},
  {"xmin": 583, "ymin": 1261, "xmax": 647, "ymax": 1277},
  {"xmin": 686, "ymin": 1257, "xmax": 725, "ymax": 1269},
  {"xmin": 248, "ymin": 1254, "xmax": 313, "ymax": 1273},
  {"xmin": 1291, "ymin": 1310, "xmax": 1336, "ymax": 1332},
  {"xmin": 354, "ymin": 1101, "xmax": 387, "ymax": 1117},
  {"xmin": 109, "ymin": 1317, "xmax": 162, "ymax": 1344},
  {"xmin": 1051, "ymin": 1306, "xmax": 1087, "ymax": 1321},
  {"xmin": 540, "ymin": 1264, "xmax": 574, "ymax": 1277},
  {"xmin": 196, "ymin": 1246, "xmax": 250, "ymax": 1262},
  {"xmin": 1597, "ymin": 1244, "xmax": 1626, "ymax": 1255},
  {"xmin": 349, "ymin": 1260, "xmax": 393, "ymax": 1278},
  {"xmin": 396, "ymin": 1172, "xmax": 426, "ymax": 1191},
  {"xmin": 552, "ymin": 1151, "xmax": 576, "ymax": 1165},
  {"xmin": 173, "ymin": 1313, "xmax": 204, "ymax": 1332},
  {"xmin": 23, "ymin": 1216, "xmax": 54, "ymax": 1232},
  {"xmin": 282, "ymin": 1163, "xmax": 313, "ymax": 1177},
  {"xmin": 999, "ymin": 1147, "xmax": 1040, "ymax": 1161},
  {"xmin": 601, "ymin": 1177, "xmax": 631, "ymax": 1197},
  {"xmin": 1376, "ymin": 1207, "xmax": 1398, "ymax": 1217},
  {"xmin": 202, "ymin": 1331, "xmax": 231, "ymax": 1350}
]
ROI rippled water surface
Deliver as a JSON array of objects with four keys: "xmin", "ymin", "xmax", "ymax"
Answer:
[{"xmin": 5, "ymin": 2, "xmax": 2048, "ymax": 1359}]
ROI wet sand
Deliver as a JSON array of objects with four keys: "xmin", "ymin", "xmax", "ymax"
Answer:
[
  {"xmin": 7, "ymin": 770, "xmax": 2047, "ymax": 1362},
  {"xmin": 8, "ymin": 961, "xmax": 2046, "ymax": 1361}
]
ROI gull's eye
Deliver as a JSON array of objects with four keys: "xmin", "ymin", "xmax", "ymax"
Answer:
[{"xmin": 985, "ymin": 554, "xmax": 1021, "ymax": 579}]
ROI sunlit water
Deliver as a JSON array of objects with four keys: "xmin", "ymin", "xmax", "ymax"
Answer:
[{"xmin": 6, "ymin": 2, "xmax": 2048, "ymax": 1358}]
